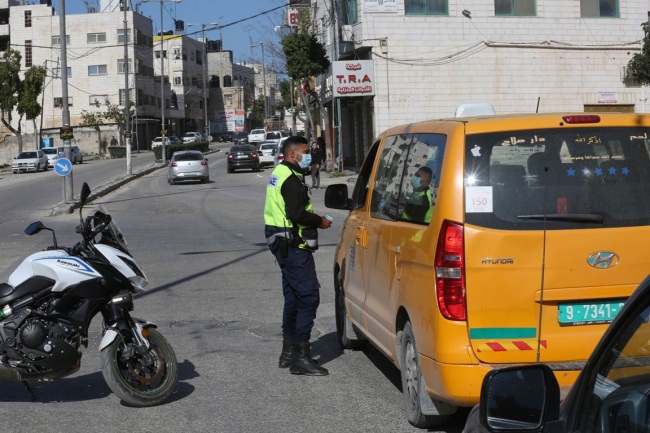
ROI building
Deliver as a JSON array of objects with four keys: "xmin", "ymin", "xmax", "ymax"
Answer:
[{"xmin": 310, "ymin": 0, "xmax": 647, "ymax": 170}]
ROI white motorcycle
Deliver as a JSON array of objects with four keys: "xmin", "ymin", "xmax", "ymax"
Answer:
[{"xmin": 0, "ymin": 182, "xmax": 178, "ymax": 406}]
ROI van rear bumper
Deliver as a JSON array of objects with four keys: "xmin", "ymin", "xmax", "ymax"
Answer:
[{"xmin": 419, "ymin": 355, "xmax": 581, "ymax": 407}]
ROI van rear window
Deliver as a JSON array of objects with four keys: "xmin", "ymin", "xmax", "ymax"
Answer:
[{"xmin": 464, "ymin": 127, "xmax": 650, "ymax": 229}]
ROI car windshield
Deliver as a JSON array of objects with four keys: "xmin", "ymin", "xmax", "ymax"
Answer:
[
  {"xmin": 183, "ymin": 133, "xmax": 196, "ymax": 137},
  {"xmin": 42, "ymin": 148, "xmax": 59, "ymax": 155},
  {"xmin": 266, "ymin": 132, "xmax": 281, "ymax": 139},
  {"xmin": 18, "ymin": 152, "xmax": 37, "ymax": 158},
  {"xmin": 231, "ymin": 145, "xmax": 253, "ymax": 152},
  {"xmin": 251, "ymin": 129, "xmax": 265, "ymax": 134},
  {"xmin": 174, "ymin": 152, "xmax": 203, "ymax": 161},
  {"xmin": 260, "ymin": 144, "xmax": 276, "ymax": 150}
]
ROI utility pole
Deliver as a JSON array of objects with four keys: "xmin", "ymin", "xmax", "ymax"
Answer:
[
  {"xmin": 123, "ymin": 0, "xmax": 132, "ymax": 174},
  {"xmin": 188, "ymin": 22, "xmax": 218, "ymax": 140},
  {"xmin": 58, "ymin": 0, "xmax": 73, "ymax": 202}
]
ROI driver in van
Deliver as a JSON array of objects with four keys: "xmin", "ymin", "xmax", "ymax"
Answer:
[{"xmin": 402, "ymin": 166, "xmax": 434, "ymax": 224}]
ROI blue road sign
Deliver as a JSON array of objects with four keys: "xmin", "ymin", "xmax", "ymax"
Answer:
[{"xmin": 54, "ymin": 158, "xmax": 72, "ymax": 176}]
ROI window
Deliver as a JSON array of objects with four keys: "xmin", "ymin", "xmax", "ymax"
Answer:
[
  {"xmin": 87, "ymin": 32, "xmax": 106, "ymax": 43},
  {"xmin": 53, "ymin": 67, "xmax": 72, "ymax": 78},
  {"xmin": 405, "ymin": 0, "xmax": 448, "ymax": 15},
  {"xmin": 495, "ymin": 0, "xmax": 535, "ymax": 16},
  {"xmin": 173, "ymin": 47, "xmax": 181, "ymax": 59},
  {"xmin": 119, "ymin": 89, "xmax": 133, "ymax": 105},
  {"xmin": 343, "ymin": 0, "xmax": 358, "ymax": 25},
  {"xmin": 195, "ymin": 50, "xmax": 202, "ymax": 64},
  {"xmin": 24, "ymin": 10, "xmax": 31, "ymax": 27},
  {"xmin": 25, "ymin": 40, "xmax": 32, "ymax": 67},
  {"xmin": 52, "ymin": 35, "xmax": 70, "ymax": 46},
  {"xmin": 117, "ymin": 28, "xmax": 131, "ymax": 43},
  {"xmin": 580, "ymin": 0, "xmax": 618, "ymax": 17},
  {"xmin": 154, "ymin": 50, "xmax": 167, "ymax": 59},
  {"xmin": 225, "ymin": 95, "xmax": 232, "ymax": 105},
  {"xmin": 54, "ymin": 97, "xmax": 73, "ymax": 108},
  {"xmin": 117, "ymin": 59, "xmax": 132, "ymax": 74},
  {"xmin": 88, "ymin": 65, "xmax": 107, "ymax": 76},
  {"xmin": 173, "ymin": 71, "xmax": 183, "ymax": 86},
  {"xmin": 89, "ymin": 95, "xmax": 108, "ymax": 106},
  {"xmin": 370, "ymin": 135, "xmax": 410, "ymax": 221}
]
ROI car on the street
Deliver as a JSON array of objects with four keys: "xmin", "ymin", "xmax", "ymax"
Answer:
[
  {"xmin": 169, "ymin": 135, "xmax": 182, "ymax": 145},
  {"xmin": 12, "ymin": 150, "xmax": 48, "ymax": 173},
  {"xmin": 218, "ymin": 131, "xmax": 236, "ymax": 142},
  {"xmin": 227, "ymin": 144, "xmax": 260, "ymax": 173},
  {"xmin": 167, "ymin": 150, "xmax": 209, "ymax": 184},
  {"xmin": 42, "ymin": 147, "xmax": 64, "ymax": 168},
  {"xmin": 464, "ymin": 273, "xmax": 650, "ymax": 433},
  {"xmin": 233, "ymin": 132, "xmax": 248, "ymax": 145},
  {"xmin": 273, "ymin": 136, "xmax": 289, "ymax": 166},
  {"xmin": 264, "ymin": 130, "xmax": 286, "ymax": 144},
  {"xmin": 257, "ymin": 140, "xmax": 278, "ymax": 167},
  {"xmin": 182, "ymin": 131, "xmax": 202, "ymax": 144},
  {"xmin": 70, "ymin": 145, "xmax": 83, "ymax": 164},
  {"xmin": 247, "ymin": 128, "xmax": 266, "ymax": 145},
  {"xmin": 151, "ymin": 137, "xmax": 170, "ymax": 149}
]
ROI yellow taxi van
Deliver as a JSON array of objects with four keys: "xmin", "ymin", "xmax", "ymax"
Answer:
[{"xmin": 324, "ymin": 113, "xmax": 650, "ymax": 428}]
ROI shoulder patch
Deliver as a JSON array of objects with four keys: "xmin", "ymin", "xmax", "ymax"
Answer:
[{"xmin": 268, "ymin": 174, "xmax": 279, "ymax": 188}]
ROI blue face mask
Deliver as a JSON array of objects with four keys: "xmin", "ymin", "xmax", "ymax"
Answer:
[
  {"xmin": 411, "ymin": 175, "xmax": 421, "ymax": 189},
  {"xmin": 298, "ymin": 153, "xmax": 312, "ymax": 169}
]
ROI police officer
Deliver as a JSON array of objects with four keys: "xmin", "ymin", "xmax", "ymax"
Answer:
[{"xmin": 264, "ymin": 136, "xmax": 332, "ymax": 376}]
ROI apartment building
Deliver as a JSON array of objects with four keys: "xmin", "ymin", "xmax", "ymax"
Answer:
[{"xmin": 310, "ymin": 0, "xmax": 647, "ymax": 169}]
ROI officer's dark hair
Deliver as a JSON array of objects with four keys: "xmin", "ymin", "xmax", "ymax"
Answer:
[{"xmin": 282, "ymin": 135, "xmax": 309, "ymax": 157}]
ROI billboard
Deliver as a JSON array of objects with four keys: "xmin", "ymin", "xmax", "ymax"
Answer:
[{"xmin": 332, "ymin": 60, "xmax": 375, "ymax": 98}]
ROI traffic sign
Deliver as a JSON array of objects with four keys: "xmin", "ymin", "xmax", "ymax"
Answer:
[
  {"xmin": 60, "ymin": 127, "xmax": 74, "ymax": 140},
  {"xmin": 54, "ymin": 158, "xmax": 72, "ymax": 176}
]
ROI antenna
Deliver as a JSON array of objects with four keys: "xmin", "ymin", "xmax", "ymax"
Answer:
[
  {"xmin": 536, "ymin": 163, "xmax": 549, "ymax": 364},
  {"xmin": 82, "ymin": 0, "xmax": 97, "ymax": 13}
]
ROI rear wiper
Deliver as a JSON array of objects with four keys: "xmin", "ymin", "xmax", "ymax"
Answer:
[{"xmin": 517, "ymin": 213, "xmax": 604, "ymax": 223}]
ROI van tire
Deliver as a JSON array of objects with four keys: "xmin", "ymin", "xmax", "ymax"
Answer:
[
  {"xmin": 335, "ymin": 286, "xmax": 365, "ymax": 350},
  {"xmin": 400, "ymin": 321, "xmax": 441, "ymax": 428}
]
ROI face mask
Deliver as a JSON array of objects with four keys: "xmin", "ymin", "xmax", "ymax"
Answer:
[
  {"xmin": 411, "ymin": 175, "xmax": 421, "ymax": 189},
  {"xmin": 298, "ymin": 153, "xmax": 312, "ymax": 169}
]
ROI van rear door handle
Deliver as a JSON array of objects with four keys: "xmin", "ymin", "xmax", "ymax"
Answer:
[{"xmin": 355, "ymin": 226, "xmax": 368, "ymax": 248}]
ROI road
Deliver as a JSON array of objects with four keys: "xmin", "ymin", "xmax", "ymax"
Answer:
[{"xmin": 0, "ymin": 150, "xmax": 470, "ymax": 432}]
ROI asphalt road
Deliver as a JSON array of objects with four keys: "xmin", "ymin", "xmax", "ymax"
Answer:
[{"xmin": 0, "ymin": 149, "xmax": 471, "ymax": 433}]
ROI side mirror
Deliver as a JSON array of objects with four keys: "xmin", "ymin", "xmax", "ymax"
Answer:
[
  {"xmin": 479, "ymin": 365, "xmax": 560, "ymax": 432},
  {"xmin": 324, "ymin": 184, "xmax": 351, "ymax": 210},
  {"xmin": 80, "ymin": 182, "xmax": 91, "ymax": 206},
  {"xmin": 25, "ymin": 221, "xmax": 47, "ymax": 235}
]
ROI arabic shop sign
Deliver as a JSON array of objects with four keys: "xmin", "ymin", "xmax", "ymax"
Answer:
[
  {"xmin": 597, "ymin": 91, "xmax": 618, "ymax": 104},
  {"xmin": 332, "ymin": 60, "xmax": 375, "ymax": 98}
]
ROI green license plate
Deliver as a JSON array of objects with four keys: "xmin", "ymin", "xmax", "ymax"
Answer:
[{"xmin": 558, "ymin": 300, "xmax": 625, "ymax": 326}]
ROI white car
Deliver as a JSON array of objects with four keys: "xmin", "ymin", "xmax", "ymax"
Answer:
[
  {"xmin": 247, "ymin": 129, "xmax": 266, "ymax": 145},
  {"xmin": 151, "ymin": 137, "xmax": 171, "ymax": 149},
  {"xmin": 182, "ymin": 132, "xmax": 202, "ymax": 144},
  {"xmin": 12, "ymin": 150, "xmax": 48, "ymax": 173},
  {"xmin": 257, "ymin": 140, "xmax": 278, "ymax": 167},
  {"xmin": 42, "ymin": 147, "xmax": 64, "ymax": 168},
  {"xmin": 273, "ymin": 137, "xmax": 289, "ymax": 166}
]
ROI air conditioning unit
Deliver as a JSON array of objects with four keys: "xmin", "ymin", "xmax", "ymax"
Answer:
[{"xmin": 341, "ymin": 25, "xmax": 354, "ymax": 42}]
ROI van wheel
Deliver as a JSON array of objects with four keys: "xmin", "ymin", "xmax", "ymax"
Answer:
[
  {"xmin": 335, "ymin": 285, "xmax": 365, "ymax": 350},
  {"xmin": 400, "ymin": 321, "xmax": 441, "ymax": 428}
]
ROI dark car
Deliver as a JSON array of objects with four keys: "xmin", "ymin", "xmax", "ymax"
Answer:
[
  {"xmin": 227, "ymin": 145, "xmax": 260, "ymax": 173},
  {"xmin": 463, "ymin": 273, "xmax": 650, "ymax": 433},
  {"xmin": 233, "ymin": 132, "xmax": 248, "ymax": 145},
  {"xmin": 219, "ymin": 131, "xmax": 237, "ymax": 142}
]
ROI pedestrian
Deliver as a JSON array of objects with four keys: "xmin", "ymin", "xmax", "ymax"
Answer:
[
  {"xmin": 309, "ymin": 140, "xmax": 323, "ymax": 189},
  {"xmin": 264, "ymin": 135, "xmax": 333, "ymax": 376}
]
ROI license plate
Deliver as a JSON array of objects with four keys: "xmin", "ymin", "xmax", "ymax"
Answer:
[
  {"xmin": 558, "ymin": 300, "xmax": 625, "ymax": 326},
  {"xmin": 235, "ymin": 155, "xmax": 248, "ymax": 159}
]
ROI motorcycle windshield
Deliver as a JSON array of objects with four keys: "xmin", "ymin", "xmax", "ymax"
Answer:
[{"xmin": 98, "ymin": 205, "xmax": 129, "ymax": 253}]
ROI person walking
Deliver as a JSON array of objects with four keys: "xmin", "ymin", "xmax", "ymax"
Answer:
[
  {"xmin": 264, "ymin": 135, "xmax": 333, "ymax": 376},
  {"xmin": 309, "ymin": 140, "xmax": 323, "ymax": 189}
]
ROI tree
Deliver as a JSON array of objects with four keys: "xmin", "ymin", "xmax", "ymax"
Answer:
[
  {"xmin": 79, "ymin": 98, "xmax": 134, "ymax": 155},
  {"xmin": 0, "ymin": 49, "xmax": 47, "ymax": 153},
  {"xmin": 79, "ymin": 99, "xmax": 106, "ymax": 155},
  {"xmin": 627, "ymin": 22, "xmax": 650, "ymax": 85}
]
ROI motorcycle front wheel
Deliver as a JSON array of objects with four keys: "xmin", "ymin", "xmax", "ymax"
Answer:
[{"xmin": 101, "ymin": 328, "xmax": 178, "ymax": 407}]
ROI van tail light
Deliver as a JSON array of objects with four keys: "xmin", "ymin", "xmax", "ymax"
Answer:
[
  {"xmin": 562, "ymin": 115, "xmax": 601, "ymax": 124},
  {"xmin": 434, "ymin": 220, "xmax": 466, "ymax": 321}
]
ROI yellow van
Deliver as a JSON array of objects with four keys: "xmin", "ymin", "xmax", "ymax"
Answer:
[{"xmin": 324, "ymin": 113, "xmax": 650, "ymax": 428}]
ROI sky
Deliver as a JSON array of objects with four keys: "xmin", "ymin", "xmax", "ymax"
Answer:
[{"xmin": 65, "ymin": 0, "xmax": 290, "ymax": 66}]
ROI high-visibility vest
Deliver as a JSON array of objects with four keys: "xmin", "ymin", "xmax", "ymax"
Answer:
[
  {"xmin": 264, "ymin": 163, "xmax": 315, "ymax": 251},
  {"xmin": 403, "ymin": 189, "xmax": 433, "ymax": 224}
]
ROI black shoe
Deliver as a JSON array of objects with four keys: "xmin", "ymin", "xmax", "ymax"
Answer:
[
  {"xmin": 290, "ymin": 341, "xmax": 328, "ymax": 376},
  {"xmin": 278, "ymin": 338, "xmax": 293, "ymax": 369}
]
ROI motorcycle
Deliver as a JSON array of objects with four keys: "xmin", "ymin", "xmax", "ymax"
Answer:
[{"xmin": 0, "ymin": 182, "xmax": 178, "ymax": 406}]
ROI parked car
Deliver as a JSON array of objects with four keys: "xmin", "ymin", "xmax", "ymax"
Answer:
[
  {"xmin": 70, "ymin": 145, "xmax": 83, "ymax": 164},
  {"xmin": 233, "ymin": 132, "xmax": 249, "ymax": 145},
  {"xmin": 324, "ymin": 112, "xmax": 650, "ymax": 427},
  {"xmin": 12, "ymin": 150, "xmax": 48, "ymax": 173},
  {"xmin": 464, "ymin": 273, "xmax": 650, "ymax": 433},
  {"xmin": 167, "ymin": 150, "xmax": 209, "ymax": 185},
  {"xmin": 227, "ymin": 144, "xmax": 260, "ymax": 173},
  {"xmin": 42, "ymin": 147, "xmax": 64, "ymax": 168},
  {"xmin": 218, "ymin": 131, "xmax": 236, "ymax": 142},
  {"xmin": 247, "ymin": 128, "xmax": 266, "ymax": 145},
  {"xmin": 264, "ymin": 130, "xmax": 285, "ymax": 144},
  {"xmin": 182, "ymin": 131, "xmax": 202, "ymax": 144},
  {"xmin": 273, "ymin": 136, "xmax": 289, "ymax": 166},
  {"xmin": 257, "ymin": 140, "xmax": 278, "ymax": 167},
  {"xmin": 151, "ymin": 137, "xmax": 170, "ymax": 149},
  {"xmin": 169, "ymin": 135, "xmax": 182, "ymax": 145}
]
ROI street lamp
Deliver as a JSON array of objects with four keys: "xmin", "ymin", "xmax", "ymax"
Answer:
[
  {"xmin": 141, "ymin": 0, "xmax": 182, "ymax": 164},
  {"xmin": 187, "ymin": 22, "xmax": 218, "ymax": 141}
]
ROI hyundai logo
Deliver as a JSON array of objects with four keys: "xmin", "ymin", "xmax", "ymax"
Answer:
[{"xmin": 587, "ymin": 252, "xmax": 619, "ymax": 269}]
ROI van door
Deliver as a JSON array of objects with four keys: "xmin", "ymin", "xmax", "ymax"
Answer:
[{"xmin": 463, "ymin": 126, "xmax": 650, "ymax": 365}]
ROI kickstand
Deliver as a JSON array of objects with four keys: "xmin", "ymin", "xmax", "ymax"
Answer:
[{"xmin": 22, "ymin": 381, "xmax": 37, "ymax": 402}]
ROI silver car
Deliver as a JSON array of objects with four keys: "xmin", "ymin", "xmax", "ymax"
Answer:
[
  {"xmin": 12, "ymin": 150, "xmax": 48, "ymax": 173},
  {"xmin": 167, "ymin": 150, "xmax": 209, "ymax": 185},
  {"xmin": 42, "ymin": 147, "xmax": 64, "ymax": 168},
  {"xmin": 258, "ymin": 140, "xmax": 278, "ymax": 167}
]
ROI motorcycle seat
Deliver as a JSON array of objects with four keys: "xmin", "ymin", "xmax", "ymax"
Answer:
[{"xmin": 0, "ymin": 283, "xmax": 12, "ymax": 298}]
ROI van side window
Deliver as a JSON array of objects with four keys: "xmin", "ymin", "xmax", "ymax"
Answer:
[
  {"xmin": 370, "ymin": 135, "xmax": 410, "ymax": 220},
  {"xmin": 351, "ymin": 140, "xmax": 380, "ymax": 210},
  {"xmin": 398, "ymin": 134, "xmax": 446, "ymax": 224}
]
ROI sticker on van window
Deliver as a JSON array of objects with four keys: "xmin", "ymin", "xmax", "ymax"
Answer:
[{"xmin": 466, "ymin": 186, "xmax": 493, "ymax": 213}]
